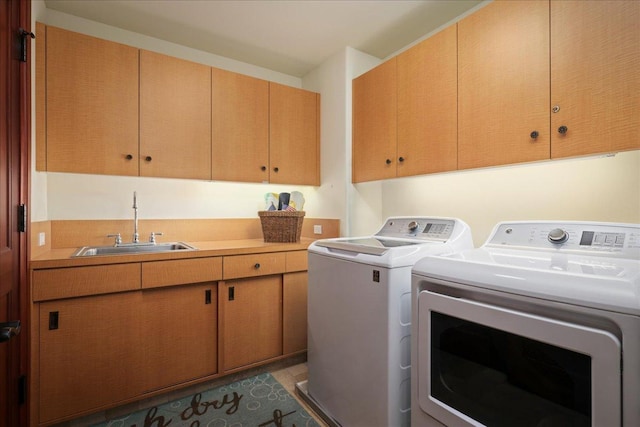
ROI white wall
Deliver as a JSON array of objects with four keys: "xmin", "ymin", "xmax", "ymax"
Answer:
[
  {"xmin": 302, "ymin": 49, "xmax": 349, "ymax": 235},
  {"xmin": 382, "ymin": 151, "xmax": 640, "ymax": 245},
  {"xmin": 302, "ymin": 47, "xmax": 384, "ymax": 236}
]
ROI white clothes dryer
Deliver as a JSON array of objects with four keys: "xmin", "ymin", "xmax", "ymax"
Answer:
[
  {"xmin": 297, "ymin": 217, "xmax": 473, "ymax": 427},
  {"xmin": 412, "ymin": 221, "xmax": 640, "ymax": 427}
]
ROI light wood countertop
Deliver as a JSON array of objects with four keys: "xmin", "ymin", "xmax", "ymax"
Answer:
[{"xmin": 30, "ymin": 238, "xmax": 316, "ymax": 269}]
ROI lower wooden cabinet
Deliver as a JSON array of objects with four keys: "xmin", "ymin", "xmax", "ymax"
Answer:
[
  {"xmin": 283, "ymin": 272, "xmax": 308, "ymax": 354},
  {"xmin": 220, "ymin": 275, "xmax": 283, "ymax": 371},
  {"xmin": 31, "ymin": 250, "xmax": 308, "ymax": 425},
  {"xmin": 140, "ymin": 283, "xmax": 218, "ymax": 392},
  {"xmin": 38, "ymin": 292, "xmax": 145, "ymax": 423}
]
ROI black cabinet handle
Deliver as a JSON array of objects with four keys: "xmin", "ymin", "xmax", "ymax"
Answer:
[
  {"xmin": 398, "ymin": 156, "xmax": 405, "ymax": 163},
  {"xmin": 145, "ymin": 156, "xmax": 152, "ymax": 162},
  {"xmin": 261, "ymin": 166, "xmax": 267, "ymax": 171},
  {"xmin": 385, "ymin": 159, "xmax": 392, "ymax": 165},
  {"xmin": 48, "ymin": 312, "xmax": 59, "ymax": 330},
  {"xmin": 273, "ymin": 167, "xmax": 279, "ymax": 172},
  {"xmin": 530, "ymin": 131, "xmax": 539, "ymax": 139},
  {"xmin": 254, "ymin": 263, "xmax": 261, "ymax": 269},
  {"xmin": 228, "ymin": 286, "xmax": 235, "ymax": 301},
  {"xmin": 125, "ymin": 154, "xmax": 133, "ymax": 160},
  {"xmin": 205, "ymin": 289, "xmax": 211, "ymax": 305},
  {"xmin": 558, "ymin": 126, "xmax": 568, "ymax": 135}
]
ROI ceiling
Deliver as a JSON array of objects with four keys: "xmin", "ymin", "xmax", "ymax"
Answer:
[{"xmin": 44, "ymin": 0, "xmax": 483, "ymax": 77}]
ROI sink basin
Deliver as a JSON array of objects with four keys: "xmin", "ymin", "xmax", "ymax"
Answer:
[{"xmin": 72, "ymin": 242, "xmax": 197, "ymax": 257}]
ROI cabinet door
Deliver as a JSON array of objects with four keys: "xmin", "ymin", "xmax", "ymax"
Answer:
[
  {"xmin": 458, "ymin": 0, "xmax": 550, "ymax": 170},
  {"xmin": 269, "ymin": 83, "xmax": 320, "ymax": 185},
  {"xmin": 212, "ymin": 68, "xmax": 269, "ymax": 182},
  {"xmin": 283, "ymin": 272, "xmax": 308, "ymax": 355},
  {"xmin": 140, "ymin": 50, "xmax": 211, "ymax": 180},
  {"xmin": 220, "ymin": 276, "xmax": 282, "ymax": 371},
  {"xmin": 550, "ymin": 0, "xmax": 640, "ymax": 158},
  {"xmin": 352, "ymin": 58, "xmax": 397, "ymax": 183},
  {"xmin": 38, "ymin": 292, "xmax": 144, "ymax": 423},
  {"xmin": 140, "ymin": 283, "xmax": 217, "ymax": 392},
  {"xmin": 46, "ymin": 26, "xmax": 139, "ymax": 176},
  {"xmin": 397, "ymin": 25, "xmax": 457, "ymax": 176}
]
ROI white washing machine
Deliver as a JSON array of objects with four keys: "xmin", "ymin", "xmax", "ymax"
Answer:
[
  {"xmin": 296, "ymin": 217, "xmax": 473, "ymax": 427},
  {"xmin": 411, "ymin": 221, "xmax": 640, "ymax": 427}
]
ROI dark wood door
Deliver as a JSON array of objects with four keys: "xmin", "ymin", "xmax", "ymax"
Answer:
[{"xmin": 1, "ymin": 0, "xmax": 31, "ymax": 425}]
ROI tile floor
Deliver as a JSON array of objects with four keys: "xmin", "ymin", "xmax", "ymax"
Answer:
[
  {"xmin": 52, "ymin": 357, "xmax": 327, "ymax": 426},
  {"xmin": 271, "ymin": 363, "xmax": 329, "ymax": 426}
]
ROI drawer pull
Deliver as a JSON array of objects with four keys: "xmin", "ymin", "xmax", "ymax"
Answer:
[
  {"xmin": 254, "ymin": 263, "xmax": 261, "ymax": 269},
  {"xmin": 228, "ymin": 286, "xmax": 235, "ymax": 301},
  {"xmin": 205, "ymin": 289, "xmax": 212, "ymax": 305},
  {"xmin": 49, "ymin": 312, "xmax": 59, "ymax": 330}
]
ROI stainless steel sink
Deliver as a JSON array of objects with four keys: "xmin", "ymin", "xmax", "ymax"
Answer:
[{"xmin": 72, "ymin": 242, "xmax": 197, "ymax": 257}]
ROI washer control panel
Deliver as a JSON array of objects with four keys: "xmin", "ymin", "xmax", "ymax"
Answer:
[
  {"xmin": 488, "ymin": 221, "xmax": 640, "ymax": 258},
  {"xmin": 376, "ymin": 217, "xmax": 456, "ymax": 241}
]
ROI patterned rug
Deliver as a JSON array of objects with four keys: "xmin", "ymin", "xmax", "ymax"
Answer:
[{"xmin": 92, "ymin": 373, "xmax": 320, "ymax": 427}]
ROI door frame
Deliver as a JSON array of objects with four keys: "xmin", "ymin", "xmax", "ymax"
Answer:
[{"xmin": 1, "ymin": 0, "xmax": 32, "ymax": 425}]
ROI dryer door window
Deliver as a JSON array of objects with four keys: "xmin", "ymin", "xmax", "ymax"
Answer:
[{"xmin": 416, "ymin": 290, "xmax": 621, "ymax": 427}]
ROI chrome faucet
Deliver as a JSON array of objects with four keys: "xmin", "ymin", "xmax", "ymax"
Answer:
[{"xmin": 132, "ymin": 191, "xmax": 139, "ymax": 243}]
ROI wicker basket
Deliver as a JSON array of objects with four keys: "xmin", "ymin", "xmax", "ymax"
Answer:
[{"xmin": 258, "ymin": 211, "xmax": 305, "ymax": 243}]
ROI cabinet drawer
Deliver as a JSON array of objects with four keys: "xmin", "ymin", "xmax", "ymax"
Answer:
[
  {"xmin": 142, "ymin": 257, "xmax": 222, "ymax": 289},
  {"xmin": 32, "ymin": 264, "xmax": 141, "ymax": 301},
  {"xmin": 285, "ymin": 250, "xmax": 308, "ymax": 272},
  {"xmin": 223, "ymin": 252, "xmax": 286, "ymax": 279}
]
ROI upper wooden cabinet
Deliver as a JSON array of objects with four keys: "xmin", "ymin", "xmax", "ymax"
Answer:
[
  {"xmin": 352, "ymin": 0, "xmax": 638, "ymax": 180},
  {"xmin": 353, "ymin": 25, "xmax": 458, "ymax": 183},
  {"xmin": 352, "ymin": 58, "xmax": 397, "ymax": 183},
  {"xmin": 36, "ymin": 24, "xmax": 321, "ymax": 186},
  {"xmin": 397, "ymin": 25, "xmax": 458, "ymax": 177},
  {"xmin": 212, "ymin": 68, "xmax": 269, "ymax": 182},
  {"xmin": 457, "ymin": 0, "xmax": 551, "ymax": 170},
  {"xmin": 44, "ymin": 26, "xmax": 139, "ymax": 176},
  {"xmin": 550, "ymin": 0, "xmax": 640, "ymax": 158},
  {"xmin": 140, "ymin": 50, "xmax": 212, "ymax": 180},
  {"xmin": 269, "ymin": 83, "xmax": 320, "ymax": 185}
]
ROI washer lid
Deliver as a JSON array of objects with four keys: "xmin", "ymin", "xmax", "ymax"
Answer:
[
  {"xmin": 309, "ymin": 217, "xmax": 474, "ymax": 268},
  {"xmin": 315, "ymin": 237, "xmax": 422, "ymax": 256}
]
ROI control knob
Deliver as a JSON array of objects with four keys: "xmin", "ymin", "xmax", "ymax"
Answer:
[
  {"xmin": 548, "ymin": 228, "xmax": 569, "ymax": 244},
  {"xmin": 408, "ymin": 221, "xmax": 419, "ymax": 232}
]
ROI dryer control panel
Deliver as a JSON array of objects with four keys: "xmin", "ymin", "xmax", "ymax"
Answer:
[{"xmin": 487, "ymin": 221, "xmax": 640, "ymax": 258}]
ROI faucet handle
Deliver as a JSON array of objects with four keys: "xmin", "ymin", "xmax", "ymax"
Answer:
[
  {"xmin": 149, "ymin": 232, "xmax": 164, "ymax": 243},
  {"xmin": 107, "ymin": 233, "xmax": 122, "ymax": 246}
]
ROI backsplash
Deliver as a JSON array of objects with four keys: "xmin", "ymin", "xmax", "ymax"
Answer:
[{"xmin": 30, "ymin": 218, "xmax": 339, "ymax": 259}]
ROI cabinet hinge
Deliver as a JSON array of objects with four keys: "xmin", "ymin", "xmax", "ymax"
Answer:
[
  {"xmin": 17, "ymin": 204, "xmax": 27, "ymax": 233},
  {"xmin": 19, "ymin": 28, "xmax": 35, "ymax": 63}
]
